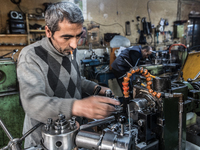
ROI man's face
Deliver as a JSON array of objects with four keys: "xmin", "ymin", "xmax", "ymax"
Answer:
[
  {"xmin": 45, "ymin": 19, "xmax": 83, "ymax": 55},
  {"xmin": 142, "ymin": 49, "xmax": 152, "ymax": 58}
]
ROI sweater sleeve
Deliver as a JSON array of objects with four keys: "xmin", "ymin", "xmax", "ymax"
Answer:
[
  {"xmin": 81, "ymin": 77, "xmax": 98, "ymax": 95},
  {"xmin": 17, "ymin": 53, "xmax": 76, "ymax": 122}
]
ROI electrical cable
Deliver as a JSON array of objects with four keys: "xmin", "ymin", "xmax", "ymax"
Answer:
[
  {"xmin": 10, "ymin": 0, "xmax": 21, "ymax": 4},
  {"xmin": 17, "ymin": 4, "xmax": 25, "ymax": 14},
  {"xmin": 85, "ymin": 21, "xmax": 125, "ymax": 36},
  {"xmin": 36, "ymin": 8, "xmax": 44, "ymax": 14},
  {"xmin": 10, "ymin": 0, "xmax": 25, "ymax": 14},
  {"xmin": 95, "ymin": 65, "xmax": 109, "ymax": 79}
]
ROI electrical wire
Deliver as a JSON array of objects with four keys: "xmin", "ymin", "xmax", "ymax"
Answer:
[
  {"xmin": 17, "ymin": 4, "xmax": 25, "ymax": 14},
  {"xmin": 10, "ymin": 0, "xmax": 21, "ymax": 4},
  {"xmin": 85, "ymin": 21, "xmax": 125, "ymax": 36},
  {"xmin": 35, "ymin": 8, "xmax": 44, "ymax": 15},
  {"xmin": 95, "ymin": 65, "xmax": 109, "ymax": 79},
  {"xmin": 10, "ymin": 0, "xmax": 25, "ymax": 14}
]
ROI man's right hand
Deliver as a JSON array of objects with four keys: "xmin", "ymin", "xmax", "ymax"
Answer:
[{"xmin": 72, "ymin": 96, "xmax": 120, "ymax": 119}]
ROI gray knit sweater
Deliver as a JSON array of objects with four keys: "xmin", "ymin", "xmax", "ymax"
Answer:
[{"xmin": 17, "ymin": 37, "xmax": 97, "ymax": 147}]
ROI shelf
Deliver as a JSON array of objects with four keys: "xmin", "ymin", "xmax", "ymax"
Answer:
[
  {"xmin": 0, "ymin": 45, "xmax": 27, "ymax": 46},
  {"xmin": 28, "ymin": 17, "xmax": 45, "ymax": 20},
  {"xmin": 29, "ymin": 30, "xmax": 45, "ymax": 33},
  {"xmin": 0, "ymin": 34, "xmax": 27, "ymax": 37},
  {"xmin": 78, "ymin": 45, "xmax": 107, "ymax": 49}
]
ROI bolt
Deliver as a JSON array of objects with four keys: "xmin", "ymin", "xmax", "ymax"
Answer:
[
  {"xmin": 72, "ymin": 116, "xmax": 76, "ymax": 123},
  {"xmin": 70, "ymin": 122, "xmax": 76, "ymax": 130},
  {"xmin": 58, "ymin": 114, "xmax": 65, "ymax": 120},
  {"xmin": 47, "ymin": 118, "xmax": 52, "ymax": 124},
  {"xmin": 138, "ymin": 119, "xmax": 145, "ymax": 127},
  {"xmin": 105, "ymin": 89, "xmax": 112, "ymax": 97},
  {"xmin": 44, "ymin": 124, "xmax": 49, "ymax": 131}
]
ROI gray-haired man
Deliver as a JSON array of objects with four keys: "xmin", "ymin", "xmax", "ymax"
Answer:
[{"xmin": 17, "ymin": 2, "xmax": 119, "ymax": 147}]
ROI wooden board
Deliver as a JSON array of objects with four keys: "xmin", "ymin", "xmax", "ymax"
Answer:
[
  {"xmin": 182, "ymin": 51, "xmax": 200, "ymax": 80},
  {"xmin": 109, "ymin": 47, "xmax": 119, "ymax": 70}
]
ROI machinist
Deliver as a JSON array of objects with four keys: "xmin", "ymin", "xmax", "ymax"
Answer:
[
  {"xmin": 111, "ymin": 45, "xmax": 152, "ymax": 94},
  {"xmin": 17, "ymin": 2, "xmax": 120, "ymax": 147}
]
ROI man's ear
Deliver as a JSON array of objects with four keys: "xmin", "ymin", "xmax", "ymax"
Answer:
[{"xmin": 45, "ymin": 25, "xmax": 52, "ymax": 38}]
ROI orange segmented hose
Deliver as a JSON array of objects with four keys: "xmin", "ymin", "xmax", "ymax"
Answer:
[{"xmin": 122, "ymin": 67, "xmax": 161, "ymax": 99}]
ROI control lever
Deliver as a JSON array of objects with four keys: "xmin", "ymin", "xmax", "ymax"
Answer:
[
  {"xmin": 0, "ymin": 117, "xmax": 43, "ymax": 150},
  {"xmin": 0, "ymin": 49, "xmax": 18, "ymax": 59},
  {"xmin": 118, "ymin": 115, "xmax": 126, "ymax": 136},
  {"xmin": 187, "ymin": 71, "xmax": 200, "ymax": 82}
]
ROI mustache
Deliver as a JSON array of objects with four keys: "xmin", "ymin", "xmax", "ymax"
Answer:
[
  {"xmin": 59, "ymin": 48, "xmax": 75, "ymax": 53},
  {"xmin": 64, "ymin": 48, "xmax": 75, "ymax": 52}
]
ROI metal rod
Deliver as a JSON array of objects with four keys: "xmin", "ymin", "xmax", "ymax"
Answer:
[
  {"xmin": 80, "ymin": 116, "xmax": 115, "ymax": 130},
  {"xmin": 1, "ymin": 145, "xmax": 9, "ymax": 150},
  {"xmin": 173, "ymin": 93, "xmax": 183, "ymax": 150},
  {"xmin": 20, "ymin": 122, "xmax": 43, "ymax": 141},
  {"xmin": 120, "ymin": 124, "xmax": 124, "ymax": 136},
  {"xmin": 192, "ymin": 71, "xmax": 200, "ymax": 81},
  {"xmin": 0, "ymin": 117, "xmax": 13, "ymax": 140},
  {"xmin": 179, "ymin": 99, "xmax": 183, "ymax": 150},
  {"xmin": 128, "ymin": 104, "xmax": 131, "ymax": 137},
  {"xmin": 0, "ymin": 49, "xmax": 18, "ymax": 58},
  {"xmin": 124, "ymin": 58, "xmax": 134, "ymax": 68}
]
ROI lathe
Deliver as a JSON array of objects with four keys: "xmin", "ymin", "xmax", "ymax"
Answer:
[
  {"xmin": 1, "ymin": 62, "xmax": 200, "ymax": 150},
  {"xmin": 1, "ymin": 45, "xmax": 200, "ymax": 150}
]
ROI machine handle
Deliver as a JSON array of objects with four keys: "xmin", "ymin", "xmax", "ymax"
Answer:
[
  {"xmin": 0, "ymin": 49, "xmax": 18, "ymax": 59},
  {"xmin": 187, "ymin": 71, "xmax": 200, "ymax": 82},
  {"xmin": 0, "ymin": 118, "xmax": 13, "ymax": 140}
]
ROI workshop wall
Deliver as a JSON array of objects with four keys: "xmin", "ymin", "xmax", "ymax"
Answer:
[
  {"xmin": 87, "ymin": 0, "xmax": 178, "ymax": 44},
  {"xmin": 0, "ymin": 0, "xmax": 200, "ymax": 46}
]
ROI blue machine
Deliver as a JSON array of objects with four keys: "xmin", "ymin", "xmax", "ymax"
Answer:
[
  {"xmin": 81, "ymin": 59, "xmax": 101, "ymax": 66},
  {"xmin": 81, "ymin": 59, "xmax": 115, "ymax": 87}
]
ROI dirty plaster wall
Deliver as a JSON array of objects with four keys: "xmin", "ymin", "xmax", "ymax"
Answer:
[
  {"xmin": 87, "ymin": 0, "xmax": 178, "ymax": 44},
  {"xmin": 0, "ymin": 0, "xmax": 200, "ymax": 46}
]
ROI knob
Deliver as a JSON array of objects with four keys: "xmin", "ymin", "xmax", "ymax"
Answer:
[
  {"xmin": 47, "ymin": 118, "xmax": 53, "ymax": 124},
  {"xmin": 58, "ymin": 114, "xmax": 65, "ymax": 120},
  {"xmin": 118, "ymin": 115, "xmax": 126, "ymax": 124},
  {"xmin": 105, "ymin": 89, "xmax": 112, "ymax": 97},
  {"xmin": 138, "ymin": 119, "xmax": 145, "ymax": 127}
]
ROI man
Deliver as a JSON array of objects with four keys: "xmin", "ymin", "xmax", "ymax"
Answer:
[
  {"xmin": 17, "ymin": 2, "xmax": 119, "ymax": 147},
  {"xmin": 111, "ymin": 45, "xmax": 152, "ymax": 92}
]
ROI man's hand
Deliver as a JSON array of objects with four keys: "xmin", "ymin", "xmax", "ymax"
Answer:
[{"xmin": 72, "ymin": 96, "xmax": 120, "ymax": 119}]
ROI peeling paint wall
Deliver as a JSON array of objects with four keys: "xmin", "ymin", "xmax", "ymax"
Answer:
[{"xmin": 0, "ymin": 0, "xmax": 200, "ymax": 45}]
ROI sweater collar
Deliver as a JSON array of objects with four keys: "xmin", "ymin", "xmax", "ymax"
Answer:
[{"xmin": 41, "ymin": 37, "xmax": 76, "ymax": 57}]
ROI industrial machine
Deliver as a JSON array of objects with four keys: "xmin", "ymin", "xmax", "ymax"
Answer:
[
  {"xmin": 1, "ymin": 64, "xmax": 200, "ymax": 150},
  {"xmin": 140, "ymin": 44, "xmax": 187, "ymax": 77},
  {"xmin": 81, "ymin": 47, "xmax": 114, "ymax": 87},
  {"xmin": 1, "ymin": 45, "xmax": 200, "ymax": 150},
  {"xmin": 0, "ymin": 50, "xmax": 25, "ymax": 148}
]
